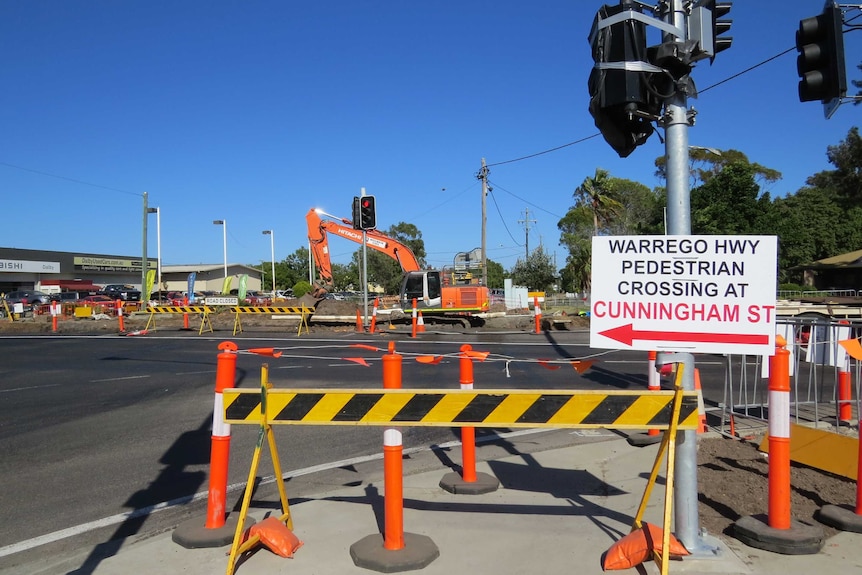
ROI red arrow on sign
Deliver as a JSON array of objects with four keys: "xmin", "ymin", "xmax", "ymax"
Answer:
[{"xmin": 599, "ymin": 323, "xmax": 769, "ymax": 347}]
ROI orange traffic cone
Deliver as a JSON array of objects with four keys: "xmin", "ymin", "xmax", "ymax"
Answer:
[
  {"xmin": 694, "ymin": 368, "xmax": 707, "ymax": 434},
  {"xmin": 417, "ymin": 311, "xmax": 426, "ymax": 333}
]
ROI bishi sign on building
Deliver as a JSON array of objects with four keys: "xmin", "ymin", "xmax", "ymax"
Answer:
[{"xmin": 590, "ymin": 235, "xmax": 778, "ymax": 355}]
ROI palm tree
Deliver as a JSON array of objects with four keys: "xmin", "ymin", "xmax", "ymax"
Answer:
[{"xmin": 573, "ymin": 168, "xmax": 624, "ymax": 234}]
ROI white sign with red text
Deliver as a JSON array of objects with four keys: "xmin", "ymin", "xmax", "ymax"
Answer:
[{"xmin": 590, "ymin": 235, "xmax": 777, "ymax": 354}]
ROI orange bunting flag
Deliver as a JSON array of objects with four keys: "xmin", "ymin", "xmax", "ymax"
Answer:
[
  {"xmin": 465, "ymin": 350, "xmax": 489, "ymax": 361},
  {"xmin": 839, "ymin": 339, "xmax": 862, "ymax": 361},
  {"xmin": 416, "ymin": 355, "xmax": 443, "ymax": 364},
  {"xmin": 538, "ymin": 359, "xmax": 561, "ymax": 370},
  {"xmin": 350, "ymin": 344, "xmax": 381, "ymax": 352},
  {"xmin": 343, "ymin": 357, "xmax": 370, "ymax": 367},
  {"xmin": 570, "ymin": 360, "xmax": 594, "ymax": 374},
  {"xmin": 248, "ymin": 348, "xmax": 283, "ymax": 358}
]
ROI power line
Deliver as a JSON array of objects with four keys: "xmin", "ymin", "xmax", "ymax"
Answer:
[
  {"xmin": 0, "ymin": 161, "xmax": 140, "ymax": 196},
  {"xmin": 485, "ymin": 47, "xmax": 799, "ymax": 168}
]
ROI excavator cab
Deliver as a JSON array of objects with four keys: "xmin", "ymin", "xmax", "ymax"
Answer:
[{"xmin": 400, "ymin": 270, "xmax": 442, "ymax": 310}]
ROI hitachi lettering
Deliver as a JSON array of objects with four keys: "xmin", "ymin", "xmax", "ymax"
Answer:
[
  {"xmin": 618, "ymin": 280, "xmax": 719, "ymax": 297},
  {"xmin": 608, "ymin": 238, "xmax": 709, "ymax": 254},
  {"xmin": 620, "ymin": 260, "xmax": 744, "ymax": 276}
]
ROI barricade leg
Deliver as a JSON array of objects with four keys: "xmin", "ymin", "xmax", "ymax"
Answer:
[
  {"xmin": 627, "ymin": 350, "xmax": 664, "ymax": 447},
  {"xmin": 440, "ymin": 344, "xmax": 499, "ymax": 494},
  {"xmin": 350, "ymin": 341, "xmax": 439, "ymax": 570},
  {"xmin": 173, "ymin": 341, "xmax": 247, "ymax": 548},
  {"xmin": 733, "ymin": 335, "xmax": 825, "ymax": 553}
]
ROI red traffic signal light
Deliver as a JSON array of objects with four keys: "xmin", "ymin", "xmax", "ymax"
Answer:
[{"xmin": 359, "ymin": 196, "xmax": 376, "ymax": 230}]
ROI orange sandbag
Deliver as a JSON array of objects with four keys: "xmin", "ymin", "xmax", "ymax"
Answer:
[
  {"xmin": 602, "ymin": 522, "xmax": 689, "ymax": 570},
  {"xmin": 247, "ymin": 517, "xmax": 304, "ymax": 558}
]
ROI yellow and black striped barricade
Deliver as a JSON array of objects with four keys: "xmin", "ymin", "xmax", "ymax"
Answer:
[
  {"xmin": 222, "ymin": 383, "xmax": 699, "ymax": 575},
  {"xmin": 145, "ymin": 305, "xmax": 215, "ymax": 334},
  {"xmin": 223, "ymin": 388, "xmax": 700, "ymax": 430},
  {"xmin": 229, "ymin": 305, "xmax": 312, "ymax": 336}
]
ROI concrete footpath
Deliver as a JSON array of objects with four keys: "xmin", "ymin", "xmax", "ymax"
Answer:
[{"xmin": 62, "ymin": 435, "xmax": 862, "ymax": 574}]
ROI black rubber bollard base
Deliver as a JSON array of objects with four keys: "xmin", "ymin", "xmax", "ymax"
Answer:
[
  {"xmin": 626, "ymin": 432, "xmax": 663, "ymax": 447},
  {"xmin": 817, "ymin": 504, "xmax": 862, "ymax": 533},
  {"xmin": 733, "ymin": 514, "xmax": 824, "ymax": 555},
  {"xmin": 172, "ymin": 513, "xmax": 253, "ymax": 549},
  {"xmin": 439, "ymin": 471, "xmax": 500, "ymax": 495},
  {"xmin": 350, "ymin": 532, "xmax": 439, "ymax": 573}
]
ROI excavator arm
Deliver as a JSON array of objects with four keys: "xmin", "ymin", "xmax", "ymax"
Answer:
[{"xmin": 306, "ymin": 209, "xmax": 421, "ymax": 295}]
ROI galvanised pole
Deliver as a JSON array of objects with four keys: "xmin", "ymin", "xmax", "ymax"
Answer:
[{"xmin": 664, "ymin": 0, "xmax": 700, "ymax": 553}]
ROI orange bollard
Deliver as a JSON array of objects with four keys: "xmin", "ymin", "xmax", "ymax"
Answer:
[
  {"xmin": 116, "ymin": 300, "xmax": 125, "ymax": 332},
  {"xmin": 838, "ymin": 368, "xmax": 852, "ymax": 425},
  {"xmin": 382, "ymin": 341, "xmax": 404, "ymax": 550},
  {"xmin": 694, "ymin": 368, "xmax": 706, "ymax": 433},
  {"xmin": 205, "ymin": 341, "xmax": 238, "ymax": 530},
  {"xmin": 51, "ymin": 302, "xmax": 59, "ymax": 332},
  {"xmin": 369, "ymin": 297, "xmax": 379, "ymax": 334},
  {"xmin": 768, "ymin": 335, "xmax": 792, "ymax": 530},
  {"xmin": 534, "ymin": 297, "xmax": 541, "ymax": 334},
  {"xmin": 182, "ymin": 297, "xmax": 190, "ymax": 330},
  {"xmin": 647, "ymin": 351, "xmax": 660, "ymax": 437},
  {"xmin": 459, "ymin": 344, "xmax": 477, "ymax": 483},
  {"xmin": 411, "ymin": 298, "xmax": 418, "ymax": 338}
]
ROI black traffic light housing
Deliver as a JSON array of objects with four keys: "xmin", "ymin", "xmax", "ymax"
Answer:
[
  {"xmin": 359, "ymin": 195, "xmax": 376, "ymax": 230},
  {"xmin": 688, "ymin": 1, "xmax": 733, "ymax": 63},
  {"xmin": 352, "ymin": 196, "xmax": 361, "ymax": 229},
  {"xmin": 588, "ymin": 3, "xmax": 662, "ymax": 158},
  {"xmin": 796, "ymin": 2, "xmax": 846, "ymax": 104}
]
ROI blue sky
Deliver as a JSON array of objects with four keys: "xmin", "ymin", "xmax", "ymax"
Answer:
[{"xmin": 1, "ymin": 1, "xmax": 859, "ymax": 273}]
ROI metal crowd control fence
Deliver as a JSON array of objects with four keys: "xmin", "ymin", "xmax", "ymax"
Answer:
[{"xmin": 719, "ymin": 316, "xmax": 862, "ymax": 433}]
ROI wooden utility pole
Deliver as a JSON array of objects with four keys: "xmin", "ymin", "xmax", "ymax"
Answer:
[{"xmin": 478, "ymin": 158, "xmax": 489, "ymax": 287}]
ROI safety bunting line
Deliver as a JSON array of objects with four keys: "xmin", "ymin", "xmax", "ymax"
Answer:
[
  {"xmin": 223, "ymin": 388, "xmax": 699, "ymax": 430},
  {"xmin": 236, "ymin": 343, "xmax": 611, "ymax": 372}
]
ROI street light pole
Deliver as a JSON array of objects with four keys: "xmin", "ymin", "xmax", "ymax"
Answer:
[
  {"xmin": 262, "ymin": 230, "xmax": 275, "ymax": 293},
  {"xmin": 213, "ymin": 220, "xmax": 227, "ymax": 278}
]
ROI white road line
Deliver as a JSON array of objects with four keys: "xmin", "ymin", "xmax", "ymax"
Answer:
[
  {"xmin": 0, "ymin": 428, "xmax": 556, "ymax": 558},
  {"xmin": 0, "ymin": 384, "xmax": 61, "ymax": 394},
  {"xmin": 89, "ymin": 375, "xmax": 151, "ymax": 383}
]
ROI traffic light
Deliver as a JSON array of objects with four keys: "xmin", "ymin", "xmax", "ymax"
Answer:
[
  {"xmin": 352, "ymin": 196, "xmax": 361, "ymax": 229},
  {"xmin": 587, "ymin": 3, "xmax": 662, "ymax": 158},
  {"xmin": 689, "ymin": 1, "xmax": 733, "ymax": 62},
  {"xmin": 796, "ymin": 3, "xmax": 846, "ymax": 104},
  {"xmin": 359, "ymin": 195, "xmax": 376, "ymax": 230}
]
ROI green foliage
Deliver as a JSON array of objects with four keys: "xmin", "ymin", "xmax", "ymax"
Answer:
[
  {"xmin": 509, "ymin": 246, "xmax": 557, "ymax": 292},
  {"xmin": 292, "ymin": 280, "xmax": 313, "ymax": 298},
  {"xmin": 486, "ymin": 259, "xmax": 506, "ymax": 289}
]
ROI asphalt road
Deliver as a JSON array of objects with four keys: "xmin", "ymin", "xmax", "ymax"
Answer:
[{"xmin": 0, "ymin": 329, "xmax": 731, "ymax": 573}]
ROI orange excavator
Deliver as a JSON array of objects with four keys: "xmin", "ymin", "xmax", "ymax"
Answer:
[{"xmin": 306, "ymin": 209, "xmax": 490, "ymax": 313}]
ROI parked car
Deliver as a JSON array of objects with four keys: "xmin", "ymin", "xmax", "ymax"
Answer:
[
  {"xmin": 1, "ymin": 290, "xmax": 52, "ymax": 311},
  {"xmin": 98, "ymin": 284, "xmax": 142, "ymax": 302}
]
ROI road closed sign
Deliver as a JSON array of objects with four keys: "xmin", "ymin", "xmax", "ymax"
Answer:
[{"xmin": 590, "ymin": 235, "xmax": 777, "ymax": 354}]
